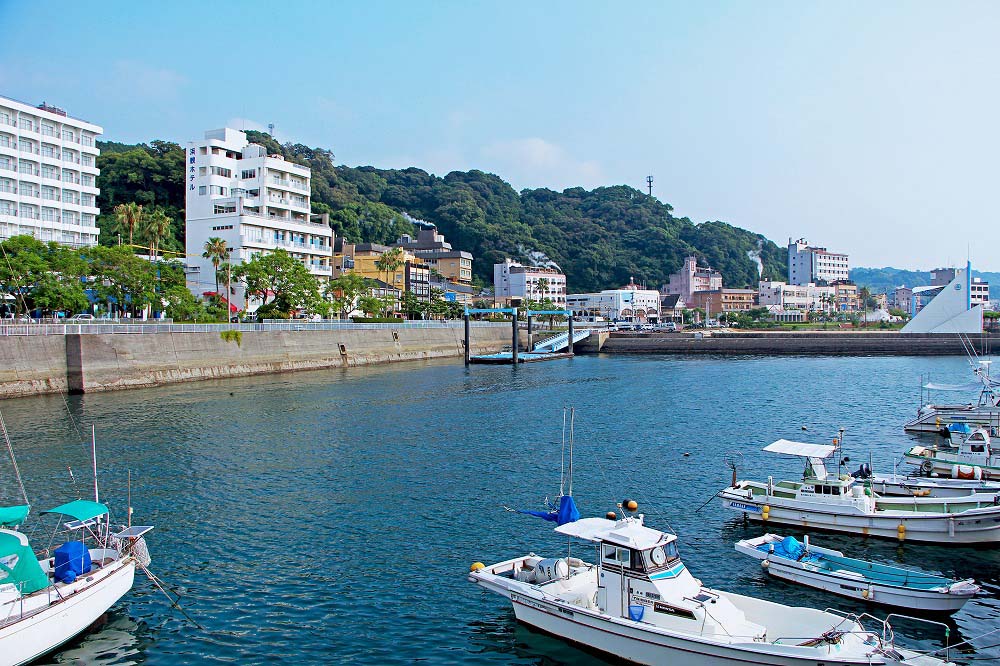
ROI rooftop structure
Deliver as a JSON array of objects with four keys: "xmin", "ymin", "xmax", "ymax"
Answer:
[
  {"xmin": 787, "ymin": 238, "xmax": 849, "ymax": 286},
  {"xmin": 0, "ymin": 95, "xmax": 102, "ymax": 247},
  {"xmin": 395, "ymin": 222, "xmax": 473, "ymax": 285},
  {"xmin": 184, "ymin": 128, "xmax": 332, "ymax": 311}
]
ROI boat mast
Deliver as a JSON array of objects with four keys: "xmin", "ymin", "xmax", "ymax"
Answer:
[
  {"xmin": 91, "ymin": 425, "xmax": 99, "ymax": 503},
  {"xmin": 559, "ymin": 408, "xmax": 566, "ymax": 497},
  {"xmin": 568, "ymin": 407, "xmax": 574, "ymax": 496},
  {"xmin": 0, "ymin": 410, "xmax": 28, "ymax": 508}
]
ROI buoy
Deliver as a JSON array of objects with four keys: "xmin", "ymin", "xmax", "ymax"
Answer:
[
  {"xmin": 761, "ymin": 559, "xmax": 770, "ymax": 569},
  {"xmin": 833, "ymin": 438, "xmax": 839, "ymax": 445},
  {"xmin": 683, "ymin": 452, "xmax": 691, "ymax": 457},
  {"xmin": 606, "ymin": 511, "xmax": 617, "ymax": 520},
  {"xmin": 470, "ymin": 562, "xmax": 485, "ymax": 572},
  {"xmin": 862, "ymin": 588, "xmax": 869, "ymax": 599},
  {"xmin": 625, "ymin": 500, "xmax": 638, "ymax": 512},
  {"xmin": 761, "ymin": 505, "xmax": 770, "ymax": 521},
  {"xmin": 897, "ymin": 524, "xmax": 906, "ymax": 541}
]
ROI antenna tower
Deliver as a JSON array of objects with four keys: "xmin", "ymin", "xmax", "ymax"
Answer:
[{"xmin": 646, "ymin": 175, "xmax": 653, "ymax": 196}]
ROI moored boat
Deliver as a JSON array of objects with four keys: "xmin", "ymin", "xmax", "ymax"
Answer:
[
  {"xmin": 0, "ymin": 500, "xmax": 153, "ymax": 666},
  {"xmin": 718, "ymin": 438, "xmax": 1000, "ymax": 543},
  {"xmin": 903, "ymin": 360, "xmax": 1000, "ymax": 434},
  {"xmin": 469, "ymin": 513, "xmax": 952, "ymax": 665},
  {"xmin": 904, "ymin": 427, "xmax": 1000, "ymax": 478},
  {"xmin": 735, "ymin": 533, "xmax": 978, "ymax": 613}
]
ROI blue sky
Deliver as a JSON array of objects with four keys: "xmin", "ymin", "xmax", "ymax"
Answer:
[{"xmin": 2, "ymin": 1, "xmax": 998, "ymax": 269}]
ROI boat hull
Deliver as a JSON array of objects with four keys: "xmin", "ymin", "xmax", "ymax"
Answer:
[
  {"xmin": 509, "ymin": 591, "xmax": 893, "ymax": 666},
  {"xmin": 0, "ymin": 559, "xmax": 136, "ymax": 666},
  {"xmin": 903, "ymin": 406, "xmax": 1000, "ymax": 433},
  {"xmin": 719, "ymin": 489, "xmax": 1000, "ymax": 543}
]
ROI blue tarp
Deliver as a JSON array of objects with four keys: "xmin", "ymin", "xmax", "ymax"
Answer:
[
  {"xmin": 758, "ymin": 536, "xmax": 807, "ymax": 561},
  {"xmin": 518, "ymin": 494, "xmax": 580, "ymax": 526},
  {"xmin": 54, "ymin": 541, "xmax": 91, "ymax": 584}
]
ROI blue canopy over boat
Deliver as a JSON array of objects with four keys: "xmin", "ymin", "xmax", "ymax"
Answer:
[{"xmin": 518, "ymin": 494, "xmax": 580, "ymax": 526}]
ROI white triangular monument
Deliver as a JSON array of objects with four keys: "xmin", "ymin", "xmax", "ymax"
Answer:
[{"xmin": 901, "ymin": 262, "xmax": 983, "ymax": 334}]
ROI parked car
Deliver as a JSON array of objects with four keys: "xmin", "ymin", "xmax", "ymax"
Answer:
[
  {"xmin": 68, "ymin": 313, "xmax": 95, "ymax": 321},
  {"xmin": 661, "ymin": 322, "xmax": 678, "ymax": 332}
]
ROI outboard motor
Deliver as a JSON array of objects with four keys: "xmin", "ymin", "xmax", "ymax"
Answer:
[{"xmin": 851, "ymin": 463, "xmax": 873, "ymax": 480}]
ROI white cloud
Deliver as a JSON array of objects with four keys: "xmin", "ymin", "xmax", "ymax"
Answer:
[{"xmin": 479, "ymin": 138, "xmax": 603, "ymax": 191}]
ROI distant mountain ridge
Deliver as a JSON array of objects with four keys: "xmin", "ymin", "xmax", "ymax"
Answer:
[{"xmin": 851, "ymin": 267, "xmax": 999, "ymax": 299}]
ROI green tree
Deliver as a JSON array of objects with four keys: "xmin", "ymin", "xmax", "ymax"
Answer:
[
  {"xmin": 0, "ymin": 236, "xmax": 50, "ymax": 313},
  {"xmin": 162, "ymin": 284, "xmax": 208, "ymax": 321},
  {"xmin": 233, "ymin": 249, "xmax": 322, "ymax": 317},
  {"xmin": 357, "ymin": 294, "xmax": 385, "ymax": 318},
  {"xmin": 31, "ymin": 273, "xmax": 90, "ymax": 316},
  {"xmin": 326, "ymin": 271, "xmax": 368, "ymax": 319},
  {"xmin": 375, "ymin": 247, "xmax": 404, "ymax": 290},
  {"xmin": 83, "ymin": 245, "xmax": 157, "ymax": 317},
  {"xmin": 113, "ymin": 202, "xmax": 144, "ymax": 247},
  {"xmin": 143, "ymin": 208, "xmax": 173, "ymax": 259},
  {"xmin": 202, "ymin": 237, "xmax": 228, "ymax": 295}
]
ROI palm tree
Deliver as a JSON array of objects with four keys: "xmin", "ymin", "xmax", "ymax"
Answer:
[
  {"xmin": 113, "ymin": 202, "xmax": 144, "ymax": 246},
  {"xmin": 202, "ymin": 237, "xmax": 228, "ymax": 295},
  {"xmin": 143, "ymin": 209, "xmax": 172, "ymax": 259},
  {"xmin": 375, "ymin": 247, "xmax": 404, "ymax": 290}
]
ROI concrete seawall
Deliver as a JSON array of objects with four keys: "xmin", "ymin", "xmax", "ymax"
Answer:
[
  {"xmin": 594, "ymin": 331, "xmax": 1000, "ymax": 355},
  {"xmin": 0, "ymin": 325, "xmax": 513, "ymax": 399}
]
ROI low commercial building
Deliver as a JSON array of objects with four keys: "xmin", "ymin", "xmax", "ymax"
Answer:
[
  {"xmin": 0, "ymin": 95, "xmax": 102, "ymax": 247},
  {"xmin": 493, "ymin": 259, "xmax": 566, "ymax": 307},
  {"xmin": 687, "ymin": 288, "xmax": 756, "ymax": 313},
  {"xmin": 567, "ymin": 279, "xmax": 660, "ymax": 322},
  {"xmin": 972, "ymin": 277, "xmax": 990, "ymax": 306},
  {"xmin": 395, "ymin": 221, "xmax": 473, "ymax": 285},
  {"xmin": 891, "ymin": 286, "xmax": 913, "ymax": 313},
  {"xmin": 334, "ymin": 241, "xmax": 430, "ymax": 301},
  {"xmin": 758, "ymin": 280, "xmax": 835, "ymax": 311},
  {"xmin": 832, "ymin": 280, "xmax": 859, "ymax": 311}
]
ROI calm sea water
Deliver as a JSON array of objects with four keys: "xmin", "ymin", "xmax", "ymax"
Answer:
[{"xmin": 1, "ymin": 354, "xmax": 998, "ymax": 664}]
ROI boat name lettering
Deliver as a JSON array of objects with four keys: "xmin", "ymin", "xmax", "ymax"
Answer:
[
  {"xmin": 728, "ymin": 501, "xmax": 762, "ymax": 513},
  {"xmin": 510, "ymin": 593, "xmax": 546, "ymax": 612},
  {"xmin": 653, "ymin": 601, "xmax": 696, "ymax": 619},
  {"xmin": 631, "ymin": 590, "xmax": 661, "ymax": 601}
]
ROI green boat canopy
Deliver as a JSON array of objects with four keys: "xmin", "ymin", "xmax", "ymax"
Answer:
[
  {"xmin": 0, "ymin": 505, "xmax": 30, "ymax": 528},
  {"xmin": 41, "ymin": 500, "xmax": 109, "ymax": 523},
  {"xmin": 0, "ymin": 529, "xmax": 49, "ymax": 595}
]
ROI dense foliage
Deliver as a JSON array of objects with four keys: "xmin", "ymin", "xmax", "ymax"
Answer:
[{"xmin": 97, "ymin": 133, "xmax": 788, "ymax": 292}]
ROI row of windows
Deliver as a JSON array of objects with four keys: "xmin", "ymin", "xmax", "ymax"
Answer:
[{"xmin": 0, "ymin": 112, "xmax": 96, "ymax": 145}]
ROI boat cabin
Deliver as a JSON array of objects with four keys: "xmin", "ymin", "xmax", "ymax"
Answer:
[{"xmin": 554, "ymin": 517, "xmax": 764, "ymax": 638}]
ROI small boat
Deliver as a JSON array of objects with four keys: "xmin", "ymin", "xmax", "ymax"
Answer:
[
  {"xmin": 469, "ymin": 512, "xmax": 952, "ymax": 665},
  {"xmin": 903, "ymin": 360, "xmax": 1000, "ymax": 434},
  {"xmin": 863, "ymin": 471, "xmax": 1000, "ymax": 498},
  {"xmin": 0, "ymin": 500, "xmax": 153, "ymax": 666},
  {"xmin": 735, "ymin": 533, "xmax": 978, "ymax": 613},
  {"xmin": 904, "ymin": 427, "xmax": 1000, "ymax": 478},
  {"xmin": 718, "ymin": 437, "xmax": 1000, "ymax": 543}
]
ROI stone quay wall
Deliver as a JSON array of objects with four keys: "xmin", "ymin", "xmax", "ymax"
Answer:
[{"xmin": 0, "ymin": 325, "xmax": 513, "ymax": 398}]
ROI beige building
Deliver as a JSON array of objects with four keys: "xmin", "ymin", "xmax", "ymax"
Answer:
[{"xmin": 688, "ymin": 288, "xmax": 756, "ymax": 313}]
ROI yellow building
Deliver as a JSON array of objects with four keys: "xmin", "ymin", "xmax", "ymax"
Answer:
[{"xmin": 333, "ymin": 242, "xmax": 430, "ymax": 299}]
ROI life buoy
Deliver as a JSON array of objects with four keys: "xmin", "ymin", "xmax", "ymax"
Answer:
[{"xmin": 920, "ymin": 460, "xmax": 934, "ymax": 475}]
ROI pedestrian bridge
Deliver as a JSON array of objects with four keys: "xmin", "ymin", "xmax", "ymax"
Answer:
[{"xmin": 532, "ymin": 329, "xmax": 591, "ymax": 353}]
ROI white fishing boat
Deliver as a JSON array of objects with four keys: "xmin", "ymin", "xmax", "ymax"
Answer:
[
  {"xmin": 718, "ymin": 438, "xmax": 1000, "ymax": 543},
  {"xmin": 0, "ymin": 501, "xmax": 153, "ymax": 666},
  {"xmin": 903, "ymin": 360, "xmax": 1000, "ymax": 434},
  {"xmin": 469, "ymin": 513, "xmax": 951, "ymax": 665},
  {"xmin": 904, "ymin": 427, "xmax": 1000, "ymax": 478},
  {"xmin": 735, "ymin": 533, "xmax": 978, "ymax": 613},
  {"xmin": 863, "ymin": 471, "xmax": 1000, "ymax": 498}
]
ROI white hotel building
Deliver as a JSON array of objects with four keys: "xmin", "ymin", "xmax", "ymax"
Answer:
[
  {"xmin": 184, "ymin": 128, "xmax": 332, "ymax": 310},
  {"xmin": 0, "ymin": 96, "xmax": 102, "ymax": 247},
  {"xmin": 787, "ymin": 238, "xmax": 849, "ymax": 286}
]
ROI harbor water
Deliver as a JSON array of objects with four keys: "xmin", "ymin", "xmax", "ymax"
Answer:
[{"xmin": 3, "ymin": 354, "xmax": 999, "ymax": 664}]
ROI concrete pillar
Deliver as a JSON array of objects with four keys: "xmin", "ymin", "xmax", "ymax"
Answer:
[
  {"xmin": 527, "ymin": 314, "xmax": 533, "ymax": 351},
  {"xmin": 512, "ymin": 309, "xmax": 519, "ymax": 364},
  {"xmin": 464, "ymin": 314, "xmax": 471, "ymax": 365},
  {"xmin": 567, "ymin": 314, "xmax": 574, "ymax": 357}
]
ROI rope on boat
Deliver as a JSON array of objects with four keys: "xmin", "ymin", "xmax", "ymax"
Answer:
[
  {"xmin": 0, "ymin": 411, "xmax": 28, "ymax": 508},
  {"xmin": 137, "ymin": 562, "xmax": 205, "ymax": 631}
]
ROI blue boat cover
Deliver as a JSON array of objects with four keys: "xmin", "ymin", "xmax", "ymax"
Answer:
[
  {"xmin": 54, "ymin": 541, "xmax": 91, "ymax": 584},
  {"xmin": 758, "ymin": 536, "xmax": 811, "ymax": 561},
  {"xmin": 518, "ymin": 494, "xmax": 581, "ymax": 526},
  {"xmin": 947, "ymin": 423, "xmax": 973, "ymax": 435}
]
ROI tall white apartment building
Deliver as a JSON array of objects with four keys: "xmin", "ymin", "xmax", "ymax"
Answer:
[
  {"xmin": 0, "ymin": 95, "xmax": 102, "ymax": 247},
  {"xmin": 185, "ymin": 128, "xmax": 332, "ymax": 310},
  {"xmin": 493, "ymin": 259, "xmax": 567, "ymax": 307},
  {"xmin": 787, "ymin": 238, "xmax": 849, "ymax": 285}
]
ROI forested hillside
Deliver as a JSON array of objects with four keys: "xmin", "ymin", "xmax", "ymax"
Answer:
[{"xmin": 95, "ymin": 132, "xmax": 787, "ymax": 292}]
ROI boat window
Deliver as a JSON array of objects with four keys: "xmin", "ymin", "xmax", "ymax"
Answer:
[
  {"xmin": 971, "ymin": 444, "xmax": 986, "ymax": 453},
  {"xmin": 643, "ymin": 541, "xmax": 680, "ymax": 570},
  {"xmin": 602, "ymin": 544, "xmax": 631, "ymax": 568}
]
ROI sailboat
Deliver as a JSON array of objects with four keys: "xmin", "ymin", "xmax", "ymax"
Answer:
[{"xmin": 0, "ymin": 414, "xmax": 154, "ymax": 665}]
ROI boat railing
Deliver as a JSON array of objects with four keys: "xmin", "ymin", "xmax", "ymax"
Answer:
[
  {"xmin": 883, "ymin": 613, "xmax": 951, "ymax": 662},
  {"xmin": 820, "ymin": 608, "xmax": 951, "ymax": 662}
]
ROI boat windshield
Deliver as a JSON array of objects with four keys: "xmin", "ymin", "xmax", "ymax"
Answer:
[{"xmin": 641, "ymin": 542, "xmax": 680, "ymax": 572}]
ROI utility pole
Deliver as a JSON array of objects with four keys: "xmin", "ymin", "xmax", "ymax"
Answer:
[{"xmin": 646, "ymin": 175, "xmax": 653, "ymax": 196}]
